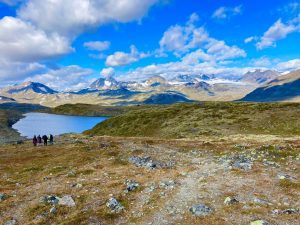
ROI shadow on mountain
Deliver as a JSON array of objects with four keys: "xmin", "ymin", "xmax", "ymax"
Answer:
[
  {"xmin": 143, "ymin": 92, "xmax": 193, "ymax": 104},
  {"xmin": 99, "ymin": 88, "xmax": 140, "ymax": 99},
  {"xmin": 241, "ymin": 79, "xmax": 300, "ymax": 102}
]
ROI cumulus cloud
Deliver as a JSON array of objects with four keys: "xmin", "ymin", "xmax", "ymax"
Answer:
[
  {"xmin": 106, "ymin": 45, "xmax": 149, "ymax": 67},
  {"xmin": 100, "ymin": 67, "xmax": 115, "ymax": 77},
  {"xmin": 0, "ymin": 16, "xmax": 73, "ymax": 62},
  {"xmin": 256, "ymin": 17, "xmax": 300, "ymax": 50},
  {"xmin": 159, "ymin": 13, "xmax": 246, "ymax": 60},
  {"xmin": 0, "ymin": 59, "xmax": 46, "ymax": 82},
  {"xmin": 18, "ymin": 0, "xmax": 159, "ymax": 37},
  {"xmin": 84, "ymin": 41, "xmax": 111, "ymax": 51},
  {"xmin": 25, "ymin": 65, "xmax": 94, "ymax": 91},
  {"xmin": 276, "ymin": 59, "xmax": 300, "ymax": 71},
  {"xmin": 212, "ymin": 5, "xmax": 242, "ymax": 20}
]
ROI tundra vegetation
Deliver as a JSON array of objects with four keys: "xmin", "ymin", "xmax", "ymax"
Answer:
[{"xmin": 0, "ymin": 102, "xmax": 299, "ymax": 225}]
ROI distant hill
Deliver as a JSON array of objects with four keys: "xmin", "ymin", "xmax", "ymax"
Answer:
[
  {"xmin": 0, "ymin": 102, "xmax": 48, "ymax": 112},
  {"xmin": 85, "ymin": 102, "xmax": 300, "ymax": 138},
  {"xmin": 143, "ymin": 92, "xmax": 192, "ymax": 104},
  {"xmin": 241, "ymin": 70, "xmax": 300, "ymax": 102},
  {"xmin": 239, "ymin": 69, "xmax": 280, "ymax": 85}
]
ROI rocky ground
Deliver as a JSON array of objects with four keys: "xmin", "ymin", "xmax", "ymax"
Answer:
[{"xmin": 0, "ymin": 134, "xmax": 299, "ymax": 225}]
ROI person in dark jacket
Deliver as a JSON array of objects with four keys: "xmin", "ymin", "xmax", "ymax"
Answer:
[
  {"xmin": 37, "ymin": 135, "xmax": 42, "ymax": 146},
  {"xmin": 49, "ymin": 134, "xmax": 54, "ymax": 145},
  {"xmin": 33, "ymin": 135, "xmax": 37, "ymax": 147},
  {"xmin": 42, "ymin": 135, "xmax": 48, "ymax": 146}
]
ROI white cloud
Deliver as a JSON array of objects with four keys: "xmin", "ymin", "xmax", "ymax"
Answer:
[
  {"xmin": 18, "ymin": 0, "xmax": 159, "ymax": 37},
  {"xmin": 100, "ymin": 67, "xmax": 115, "ymax": 77},
  {"xmin": 0, "ymin": 59, "xmax": 46, "ymax": 82},
  {"xmin": 84, "ymin": 41, "xmax": 110, "ymax": 51},
  {"xmin": 0, "ymin": 16, "xmax": 73, "ymax": 63},
  {"xmin": 256, "ymin": 18, "xmax": 299, "ymax": 50},
  {"xmin": 159, "ymin": 13, "xmax": 246, "ymax": 60},
  {"xmin": 25, "ymin": 65, "xmax": 94, "ymax": 91},
  {"xmin": 212, "ymin": 5, "xmax": 242, "ymax": 20},
  {"xmin": 244, "ymin": 36, "xmax": 255, "ymax": 43},
  {"xmin": 106, "ymin": 45, "xmax": 149, "ymax": 67},
  {"xmin": 276, "ymin": 59, "xmax": 300, "ymax": 71}
]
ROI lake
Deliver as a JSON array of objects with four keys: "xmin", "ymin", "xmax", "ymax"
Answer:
[{"xmin": 13, "ymin": 112, "xmax": 107, "ymax": 138}]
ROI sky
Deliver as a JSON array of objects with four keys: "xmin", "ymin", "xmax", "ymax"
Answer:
[{"xmin": 0, "ymin": 0, "xmax": 299, "ymax": 91}]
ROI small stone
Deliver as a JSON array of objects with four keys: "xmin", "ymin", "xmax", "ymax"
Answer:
[
  {"xmin": 250, "ymin": 220, "xmax": 270, "ymax": 225},
  {"xmin": 190, "ymin": 204, "xmax": 213, "ymax": 216},
  {"xmin": 50, "ymin": 207, "xmax": 57, "ymax": 214},
  {"xmin": 58, "ymin": 195, "xmax": 76, "ymax": 207},
  {"xmin": 224, "ymin": 196, "xmax": 239, "ymax": 205},
  {"xmin": 106, "ymin": 197, "xmax": 124, "ymax": 213}
]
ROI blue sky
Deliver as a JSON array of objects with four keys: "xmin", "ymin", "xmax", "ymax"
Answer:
[{"xmin": 0, "ymin": 0, "xmax": 299, "ymax": 90}]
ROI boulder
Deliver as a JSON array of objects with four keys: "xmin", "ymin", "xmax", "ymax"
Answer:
[
  {"xmin": 106, "ymin": 198, "xmax": 124, "ymax": 213},
  {"xmin": 190, "ymin": 204, "xmax": 213, "ymax": 216},
  {"xmin": 58, "ymin": 195, "xmax": 76, "ymax": 207},
  {"xmin": 125, "ymin": 180, "xmax": 139, "ymax": 192}
]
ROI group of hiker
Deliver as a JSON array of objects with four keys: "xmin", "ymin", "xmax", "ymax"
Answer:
[{"xmin": 32, "ymin": 134, "xmax": 54, "ymax": 146}]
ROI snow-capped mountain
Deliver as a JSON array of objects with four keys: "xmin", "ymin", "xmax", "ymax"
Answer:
[
  {"xmin": 89, "ymin": 77, "xmax": 121, "ymax": 90},
  {"xmin": 239, "ymin": 69, "xmax": 280, "ymax": 85},
  {"xmin": 3, "ymin": 82, "xmax": 58, "ymax": 95}
]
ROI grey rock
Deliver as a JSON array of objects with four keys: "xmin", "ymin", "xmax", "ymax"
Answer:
[
  {"xmin": 128, "ymin": 156, "xmax": 174, "ymax": 169},
  {"xmin": 190, "ymin": 204, "xmax": 213, "ymax": 216},
  {"xmin": 224, "ymin": 196, "xmax": 239, "ymax": 205},
  {"xmin": 277, "ymin": 173, "xmax": 296, "ymax": 180},
  {"xmin": 125, "ymin": 180, "xmax": 139, "ymax": 192},
  {"xmin": 4, "ymin": 220, "xmax": 17, "ymax": 225},
  {"xmin": 40, "ymin": 195, "xmax": 60, "ymax": 205},
  {"xmin": 106, "ymin": 197, "xmax": 124, "ymax": 213},
  {"xmin": 58, "ymin": 195, "xmax": 76, "ymax": 207},
  {"xmin": 272, "ymin": 208, "xmax": 300, "ymax": 215}
]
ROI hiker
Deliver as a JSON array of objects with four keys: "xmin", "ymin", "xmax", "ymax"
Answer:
[
  {"xmin": 49, "ymin": 134, "xmax": 54, "ymax": 145},
  {"xmin": 33, "ymin": 135, "xmax": 37, "ymax": 147},
  {"xmin": 42, "ymin": 135, "xmax": 48, "ymax": 146},
  {"xmin": 37, "ymin": 135, "xmax": 42, "ymax": 146}
]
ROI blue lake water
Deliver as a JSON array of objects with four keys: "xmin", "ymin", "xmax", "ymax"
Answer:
[{"xmin": 13, "ymin": 112, "xmax": 107, "ymax": 138}]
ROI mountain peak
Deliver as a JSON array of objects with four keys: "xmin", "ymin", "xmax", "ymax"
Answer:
[
  {"xmin": 89, "ymin": 77, "xmax": 120, "ymax": 90},
  {"xmin": 4, "ymin": 81, "xmax": 58, "ymax": 95}
]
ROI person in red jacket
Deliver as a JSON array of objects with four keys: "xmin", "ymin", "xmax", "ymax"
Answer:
[{"xmin": 33, "ymin": 135, "xmax": 37, "ymax": 147}]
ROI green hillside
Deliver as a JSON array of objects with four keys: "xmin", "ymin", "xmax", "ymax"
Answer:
[{"xmin": 85, "ymin": 102, "xmax": 300, "ymax": 138}]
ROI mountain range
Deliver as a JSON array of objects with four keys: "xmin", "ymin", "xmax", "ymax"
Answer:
[{"xmin": 0, "ymin": 69, "xmax": 299, "ymax": 106}]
